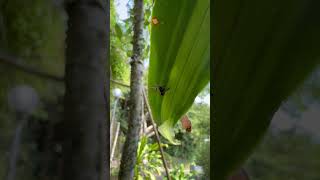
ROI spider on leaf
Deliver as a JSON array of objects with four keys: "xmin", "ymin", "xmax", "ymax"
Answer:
[{"xmin": 149, "ymin": 85, "xmax": 170, "ymax": 96}]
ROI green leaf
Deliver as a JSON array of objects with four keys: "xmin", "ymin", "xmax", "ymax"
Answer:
[
  {"xmin": 115, "ymin": 23, "xmax": 123, "ymax": 39},
  {"xmin": 148, "ymin": 0, "xmax": 210, "ymax": 144},
  {"xmin": 136, "ymin": 136, "xmax": 148, "ymax": 163},
  {"xmin": 145, "ymin": 171, "xmax": 156, "ymax": 180},
  {"xmin": 145, "ymin": 9, "xmax": 151, "ymax": 19},
  {"xmin": 212, "ymin": 0, "xmax": 320, "ymax": 179},
  {"xmin": 137, "ymin": 175, "xmax": 143, "ymax": 180}
]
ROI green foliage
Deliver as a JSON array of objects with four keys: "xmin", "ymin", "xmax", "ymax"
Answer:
[
  {"xmin": 245, "ymin": 131, "xmax": 320, "ymax": 180},
  {"xmin": 165, "ymin": 130, "xmax": 197, "ymax": 162},
  {"xmin": 0, "ymin": 1, "xmax": 65, "ymax": 179},
  {"xmin": 187, "ymin": 103, "xmax": 210, "ymax": 138},
  {"xmin": 163, "ymin": 94, "xmax": 210, "ymax": 171},
  {"xmin": 110, "ymin": 0, "xmax": 130, "ymax": 82},
  {"xmin": 110, "ymin": 90, "xmax": 130, "ymax": 134},
  {"xmin": 163, "ymin": 98, "xmax": 210, "ymax": 163},
  {"xmin": 213, "ymin": 0, "xmax": 320, "ymax": 179},
  {"xmin": 110, "ymin": 0, "xmax": 153, "ymax": 83},
  {"xmin": 3, "ymin": 0, "xmax": 64, "ymax": 71},
  {"xmin": 168, "ymin": 164, "xmax": 198, "ymax": 180},
  {"xmin": 0, "ymin": 0, "xmax": 65, "ymax": 104},
  {"xmin": 0, "ymin": 0, "xmax": 65, "ymax": 124},
  {"xmin": 114, "ymin": 23, "xmax": 123, "ymax": 40},
  {"xmin": 190, "ymin": 103, "xmax": 210, "ymax": 179},
  {"xmin": 134, "ymin": 136, "xmax": 164, "ymax": 180},
  {"xmin": 148, "ymin": 0, "xmax": 210, "ymax": 144},
  {"xmin": 195, "ymin": 142, "xmax": 210, "ymax": 179}
]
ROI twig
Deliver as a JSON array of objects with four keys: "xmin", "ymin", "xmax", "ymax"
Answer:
[
  {"xmin": 142, "ymin": 89, "xmax": 171, "ymax": 180},
  {"xmin": 0, "ymin": 51, "xmax": 132, "ymax": 88},
  {"xmin": 110, "ymin": 122, "xmax": 120, "ymax": 161},
  {"xmin": 111, "ymin": 79, "xmax": 151, "ymax": 91},
  {"xmin": 110, "ymin": 98, "xmax": 119, "ymax": 142},
  {"xmin": 146, "ymin": 131, "xmax": 155, "ymax": 138},
  {"xmin": 110, "ymin": 79, "xmax": 130, "ymax": 87},
  {"xmin": 0, "ymin": 51, "xmax": 64, "ymax": 82}
]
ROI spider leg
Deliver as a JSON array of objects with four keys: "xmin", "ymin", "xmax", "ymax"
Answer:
[
  {"xmin": 149, "ymin": 84, "xmax": 162, "ymax": 88},
  {"xmin": 149, "ymin": 86, "xmax": 158, "ymax": 90}
]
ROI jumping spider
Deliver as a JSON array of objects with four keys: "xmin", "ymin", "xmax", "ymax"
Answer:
[{"xmin": 150, "ymin": 85, "xmax": 170, "ymax": 96}]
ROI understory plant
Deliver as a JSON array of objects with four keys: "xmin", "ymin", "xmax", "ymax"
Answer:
[
  {"xmin": 168, "ymin": 164, "xmax": 199, "ymax": 180},
  {"xmin": 134, "ymin": 136, "xmax": 164, "ymax": 180}
]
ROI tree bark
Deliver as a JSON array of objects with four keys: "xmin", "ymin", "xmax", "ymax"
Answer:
[
  {"xmin": 119, "ymin": 0, "xmax": 144, "ymax": 179},
  {"xmin": 62, "ymin": 0, "xmax": 109, "ymax": 180}
]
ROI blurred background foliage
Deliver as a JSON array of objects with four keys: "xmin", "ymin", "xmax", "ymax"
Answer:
[
  {"xmin": 243, "ymin": 66, "xmax": 320, "ymax": 179},
  {"xmin": 245, "ymin": 131, "xmax": 320, "ymax": 180},
  {"xmin": 110, "ymin": 0, "xmax": 130, "ymax": 84},
  {"xmin": 0, "ymin": 0, "xmax": 65, "ymax": 179},
  {"xmin": 0, "ymin": 0, "xmax": 65, "ymax": 96}
]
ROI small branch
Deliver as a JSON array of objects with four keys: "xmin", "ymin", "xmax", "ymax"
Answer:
[
  {"xmin": 0, "ymin": 51, "xmax": 133, "ymax": 88},
  {"xmin": 110, "ymin": 122, "xmax": 120, "ymax": 161},
  {"xmin": 146, "ymin": 130, "xmax": 155, "ymax": 138},
  {"xmin": 111, "ymin": 79, "xmax": 130, "ymax": 87},
  {"xmin": 0, "ymin": 51, "xmax": 134, "ymax": 89},
  {"xmin": 0, "ymin": 51, "xmax": 64, "ymax": 82},
  {"xmin": 111, "ymin": 79, "xmax": 151, "ymax": 91},
  {"xmin": 142, "ymin": 89, "xmax": 171, "ymax": 180},
  {"xmin": 145, "ymin": 125, "xmax": 154, "ymax": 135}
]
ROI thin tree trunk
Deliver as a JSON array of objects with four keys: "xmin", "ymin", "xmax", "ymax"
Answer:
[
  {"xmin": 119, "ymin": 0, "xmax": 144, "ymax": 179},
  {"xmin": 62, "ymin": 0, "xmax": 108, "ymax": 180}
]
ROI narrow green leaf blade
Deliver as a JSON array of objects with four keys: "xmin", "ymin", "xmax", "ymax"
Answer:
[{"xmin": 148, "ymin": 0, "xmax": 210, "ymax": 143}]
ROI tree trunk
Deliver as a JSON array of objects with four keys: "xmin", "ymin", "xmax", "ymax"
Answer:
[
  {"xmin": 62, "ymin": 0, "xmax": 109, "ymax": 180},
  {"xmin": 119, "ymin": 0, "xmax": 144, "ymax": 179}
]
